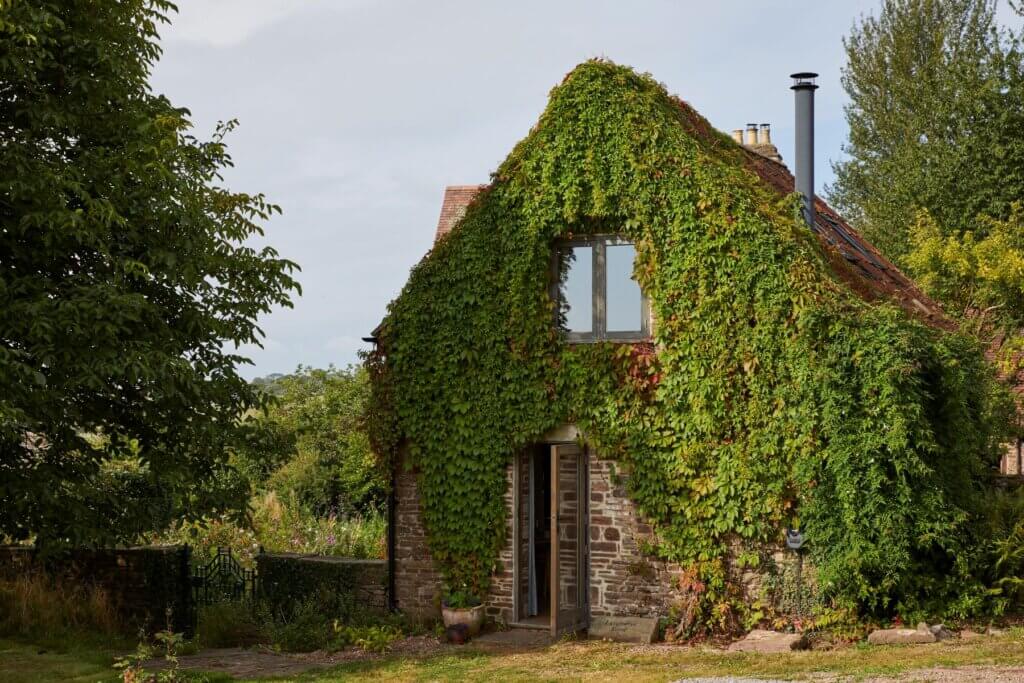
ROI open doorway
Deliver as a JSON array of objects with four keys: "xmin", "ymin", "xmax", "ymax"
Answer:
[
  {"xmin": 520, "ymin": 445, "xmax": 551, "ymax": 627},
  {"xmin": 513, "ymin": 442, "xmax": 589, "ymax": 634}
]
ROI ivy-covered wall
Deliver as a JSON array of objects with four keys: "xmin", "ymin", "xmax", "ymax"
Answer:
[{"xmin": 368, "ymin": 60, "xmax": 1013, "ymax": 629}]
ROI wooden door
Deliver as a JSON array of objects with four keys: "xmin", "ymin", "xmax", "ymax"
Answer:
[{"xmin": 550, "ymin": 443, "xmax": 589, "ymax": 636}]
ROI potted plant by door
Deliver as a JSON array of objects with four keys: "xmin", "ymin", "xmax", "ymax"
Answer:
[{"xmin": 441, "ymin": 588, "xmax": 484, "ymax": 637}]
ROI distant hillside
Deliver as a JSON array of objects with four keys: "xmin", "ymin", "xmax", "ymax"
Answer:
[{"xmin": 251, "ymin": 372, "xmax": 287, "ymax": 395}]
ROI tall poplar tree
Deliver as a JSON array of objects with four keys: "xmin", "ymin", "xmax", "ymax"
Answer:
[{"xmin": 830, "ymin": 0, "xmax": 1024, "ymax": 265}]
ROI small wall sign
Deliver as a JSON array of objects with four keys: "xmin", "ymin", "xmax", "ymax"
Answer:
[{"xmin": 785, "ymin": 528, "xmax": 805, "ymax": 550}]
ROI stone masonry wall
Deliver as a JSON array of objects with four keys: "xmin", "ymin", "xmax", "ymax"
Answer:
[
  {"xmin": 392, "ymin": 444, "xmax": 791, "ymax": 626},
  {"xmin": 587, "ymin": 457, "xmax": 682, "ymax": 617},
  {"xmin": 484, "ymin": 464, "xmax": 516, "ymax": 622},
  {"xmin": 588, "ymin": 458, "xmax": 803, "ymax": 618},
  {"xmin": 257, "ymin": 554, "xmax": 387, "ymax": 618},
  {"xmin": 392, "ymin": 450, "xmax": 443, "ymax": 619},
  {"xmin": 392, "ymin": 447, "xmax": 683, "ymax": 624},
  {"xmin": 392, "ymin": 450, "xmax": 517, "ymax": 623}
]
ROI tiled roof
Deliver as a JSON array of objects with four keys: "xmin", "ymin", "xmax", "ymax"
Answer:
[{"xmin": 742, "ymin": 150, "xmax": 951, "ymax": 330}]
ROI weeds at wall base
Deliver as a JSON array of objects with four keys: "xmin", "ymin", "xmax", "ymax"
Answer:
[{"xmin": 0, "ymin": 574, "xmax": 132, "ymax": 650}]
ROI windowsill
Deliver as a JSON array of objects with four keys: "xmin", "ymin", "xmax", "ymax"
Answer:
[{"xmin": 564, "ymin": 335, "xmax": 650, "ymax": 344}]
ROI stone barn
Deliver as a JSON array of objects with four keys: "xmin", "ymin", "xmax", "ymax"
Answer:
[{"xmin": 368, "ymin": 61, "xmax": 1005, "ymax": 639}]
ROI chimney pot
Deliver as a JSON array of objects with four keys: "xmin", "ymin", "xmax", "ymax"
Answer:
[
  {"xmin": 745, "ymin": 123, "xmax": 759, "ymax": 145},
  {"xmin": 759, "ymin": 123, "xmax": 772, "ymax": 145},
  {"xmin": 731, "ymin": 129, "xmax": 744, "ymax": 144}
]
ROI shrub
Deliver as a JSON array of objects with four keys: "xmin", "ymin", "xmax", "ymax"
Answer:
[
  {"xmin": 252, "ymin": 491, "xmax": 385, "ymax": 558},
  {"xmin": 258, "ymin": 598, "xmax": 334, "ymax": 653},
  {"xmin": 153, "ymin": 492, "xmax": 386, "ymax": 566},
  {"xmin": 332, "ymin": 622, "xmax": 403, "ymax": 653},
  {"xmin": 196, "ymin": 603, "xmax": 263, "ymax": 648},
  {"xmin": 158, "ymin": 515, "xmax": 262, "ymax": 566},
  {"xmin": 239, "ymin": 365, "xmax": 387, "ymax": 517},
  {"xmin": 115, "ymin": 608, "xmax": 188, "ymax": 683},
  {"xmin": 972, "ymin": 487, "xmax": 1024, "ymax": 613}
]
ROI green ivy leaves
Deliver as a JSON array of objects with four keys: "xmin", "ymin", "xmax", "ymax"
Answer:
[{"xmin": 368, "ymin": 60, "xmax": 1012, "ymax": 621}]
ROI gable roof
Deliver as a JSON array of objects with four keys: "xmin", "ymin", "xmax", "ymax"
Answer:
[{"xmin": 432, "ymin": 153, "xmax": 950, "ymax": 331}]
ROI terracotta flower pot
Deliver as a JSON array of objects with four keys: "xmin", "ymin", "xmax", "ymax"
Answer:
[{"xmin": 441, "ymin": 603, "xmax": 485, "ymax": 637}]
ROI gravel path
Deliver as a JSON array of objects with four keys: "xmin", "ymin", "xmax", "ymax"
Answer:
[
  {"xmin": 850, "ymin": 665, "xmax": 1024, "ymax": 682},
  {"xmin": 672, "ymin": 666, "xmax": 1024, "ymax": 682},
  {"xmin": 671, "ymin": 679, "xmax": 791, "ymax": 682}
]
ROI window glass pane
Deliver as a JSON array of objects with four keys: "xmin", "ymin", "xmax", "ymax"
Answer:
[
  {"xmin": 606, "ymin": 243, "xmax": 642, "ymax": 333},
  {"xmin": 559, "ymin": 245, "xmax": 592, "ymax": 334}
]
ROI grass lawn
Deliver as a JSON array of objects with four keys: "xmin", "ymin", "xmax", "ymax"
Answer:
[
  {"xmin": 0, "ymin": 639, "xmax": 121, "ymax": 683},
  {"xmin": 3, "ymin": 630, "xmax": 1024, "ymax": 682},
  {"xmin": 286, "ymin": 630, "xmax": 1024, "ymax": 682}
]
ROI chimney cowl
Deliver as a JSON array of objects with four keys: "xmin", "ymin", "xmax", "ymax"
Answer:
[{"xmin": 790, "ymin": 72, "xmax": 819, "ymax": 89}]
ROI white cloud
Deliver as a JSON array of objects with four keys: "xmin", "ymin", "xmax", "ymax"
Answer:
[
  {"xmin": 236, "ymin": 336, "xmax": 283, "ymax": 353},
  {"xmin": 160, "ymin": 0, "xmax": 366, "ymax": 47},
  {"xmin": 324, "ymin": 335, "xmax": 368, "ymax": 354}
]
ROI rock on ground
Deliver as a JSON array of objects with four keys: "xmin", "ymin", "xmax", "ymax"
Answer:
[
  {"xmin": 588, "ymin": 615, "xmax": 660, "ymax": 644},
  {"xmin": 866, "ymin": 627, "xmax": 936, "ymax": 645},
  {"xmin": 728, "ymin": 629, "xmax": 808, "ymax": 653}
]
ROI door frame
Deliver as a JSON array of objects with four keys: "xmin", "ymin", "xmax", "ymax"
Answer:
[{"xmin": 509, "ymin": 441, "xmax": 590, "ymax": 632}]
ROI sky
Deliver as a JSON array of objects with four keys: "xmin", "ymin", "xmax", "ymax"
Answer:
[{"xmin": 148, "ymin": 0, "xmax": 1015, "ymax": 379}]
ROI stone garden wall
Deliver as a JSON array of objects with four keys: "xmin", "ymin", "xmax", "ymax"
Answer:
[
  {"xmin": 257, "ymin": 553, "xmax": 387, "ymax": 619},
  {"xmin": 0, "ymin": 545, "xmax": 192, "ymax": 635}
]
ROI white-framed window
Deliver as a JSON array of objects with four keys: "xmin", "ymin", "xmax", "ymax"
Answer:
[{"xmin": 553, "ymin": 235, "xmax": 649, "ymax": 342}]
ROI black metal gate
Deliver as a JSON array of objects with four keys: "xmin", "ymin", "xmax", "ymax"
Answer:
[{"xmin": 190, "ymin": 547, "xmax": 257, "ymax": 607}]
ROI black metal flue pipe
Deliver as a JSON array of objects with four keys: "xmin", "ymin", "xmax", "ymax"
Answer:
[{"xmin": 790, "ymin": 72, "xmax": 819, "ymax": 228}]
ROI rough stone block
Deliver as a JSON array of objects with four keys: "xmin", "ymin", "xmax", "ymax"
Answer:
[
  {"xmin": 728, "ymin": 629, "xmax": 808, "ymax": 653},
  {"xmin": 588, "ymin": 615, "xmax": 659, "ymax": 644},
  {"xmin": 866, "ymin": 628, "xmax": 937, "ymax": 645}
]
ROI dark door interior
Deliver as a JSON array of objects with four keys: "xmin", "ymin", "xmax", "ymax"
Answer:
[{"xmin": 525, "ymin": 446, "xmax": 550, "ymax": 624}]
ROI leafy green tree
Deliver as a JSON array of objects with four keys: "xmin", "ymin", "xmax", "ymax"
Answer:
[
  {"xmin": 0, "ymin": 1, "xmax": 299, "ymax": 545},
  {"xmin": 239, "ymin": 366, "xmax": 385, "ymax": 517},
  {"xmin": 907, "ymin": 205, "xmax": 1024, "ymax": 324},
  {"xmin": 830, "ymin": 0, "xmax": 1024, "ymax": 265}
]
